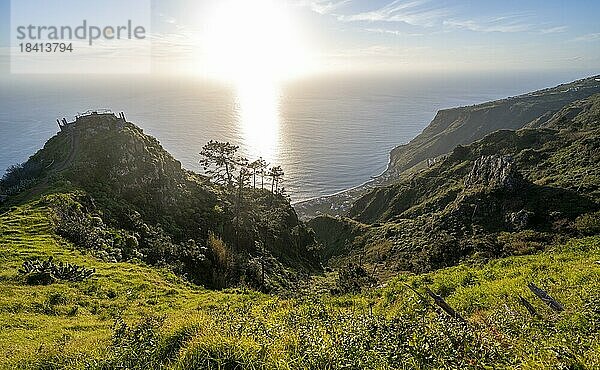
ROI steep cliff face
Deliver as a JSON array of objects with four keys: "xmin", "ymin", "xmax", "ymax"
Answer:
[
  {"xmin": 463, "ymin": 155, "xmax": 523, "ymax": 191},
  {"xmin": 385, "ymin": 76, "xmax": 600, "ymax": 177}
]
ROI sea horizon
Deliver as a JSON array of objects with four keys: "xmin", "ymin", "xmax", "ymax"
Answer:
[{"xmin": 1, "ymin": 69, "xmax": 597, "ymax": 202}]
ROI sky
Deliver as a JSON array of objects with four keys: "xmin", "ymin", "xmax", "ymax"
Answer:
[{"xmin": 0, "ymin": 0, "xmax": 599, "ymax": 77}]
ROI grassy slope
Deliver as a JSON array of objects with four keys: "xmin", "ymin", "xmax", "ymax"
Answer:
[
  {"xmin": 0, "ymin": 200, "xmax": 265, "ymax": 368},
  {"xmin": 2, "ymin": 198, "xmax": 600, "ymax": 369}
]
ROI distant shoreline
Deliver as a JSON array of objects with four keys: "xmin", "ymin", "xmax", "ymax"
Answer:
[
  {"xmin": 293, "ymin": 74, "xmax": 600, "ymax": 220},
  {"xmin": 291, "ymin": 154, "xmax": 392, "ymax": 206}
]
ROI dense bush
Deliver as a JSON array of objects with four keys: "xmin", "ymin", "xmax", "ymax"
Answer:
[
  {"xmin": 0, "ymin": 161, "xmax": 43, "ymax": 195},
  {"xmin": 498, "ymin": 230, "xmax": 555, "ymax": 255},
  {"xmin": 334, "ymin": 263, "xmax": 376, "ymax": 294},
  {"xmin": 91, "ymin": 316, "xmax": 166, "ymax": 370},
  {"xmin": 49, "ymin": 193, "xmax": 139, "ymax": 262},
  {"xmin": 47, "ymin": 193, "xmax": 232, "ymax": 288}
]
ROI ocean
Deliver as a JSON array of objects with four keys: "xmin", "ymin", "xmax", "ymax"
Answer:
[{"xmin": 0, "ymin": 70, "xmax": 593, "ymax": 202}]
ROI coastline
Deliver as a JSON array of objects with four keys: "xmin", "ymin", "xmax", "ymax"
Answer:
[
  {"xmin": 291, "ymin": 156, "xmax": 392, "ymax": 205},
  {"xmin": 293, "ymin": 74, "xmax": 600, "ymax": 221},
  {"xmin": 292, "ymin": 150, "xmax": 396, "ymax": 221}
]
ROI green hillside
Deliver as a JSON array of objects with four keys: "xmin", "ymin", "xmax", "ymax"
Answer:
[
  {"xmin": 310, "ymin": 93, "xmax": 600, "ymax": 276},
  {"xmin": 2, "ymin": 78, "xmax": 600, "ymax": 369},
  {"xmin": 1, "ymin": 198, "xmax": 599, "ymax": 368},
  {"xmin": 0, "ymin": 114, "xmax": 320, "ymax": 291}
]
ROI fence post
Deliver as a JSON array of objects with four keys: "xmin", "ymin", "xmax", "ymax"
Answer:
[
  {"xmin": 518, "ymin": 295, "xmax": 540, "ymax": 317},
  {"xmin": 527, "ymin": 283, "xmax": 564, "ymax": 312},
  {"xmin": 424, "ymin": 287, "xmax": 467, "ymax": 324}
]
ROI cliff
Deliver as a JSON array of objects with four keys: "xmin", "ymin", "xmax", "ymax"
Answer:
[
  {"xmin": 311, "ymin": 93, "xmax": 600, "ymax": 275},
  {"xmin": 386, "ymin": 75, "xmax": 600, "ymax": 177},
  {"xmin": 295, "ymin": 75, "xmax": 600, "ymax": 220}
]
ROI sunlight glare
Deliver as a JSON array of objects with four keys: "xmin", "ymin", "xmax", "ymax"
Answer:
[
  {"xmin": 236, "ymin": 80, "xmax": 280, "ymax": 164},
  {"xmin": 204, "ymin": 0, "xmax": 312, "ymax": 82},
  {"xmin": 203, "ymin": 0, "xmax": 306, "ymax": 163}
]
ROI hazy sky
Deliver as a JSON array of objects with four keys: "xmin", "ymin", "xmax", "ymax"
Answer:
[{"xmin": 0, "ymin": 0, "xmax": 598, "ymax": 76}]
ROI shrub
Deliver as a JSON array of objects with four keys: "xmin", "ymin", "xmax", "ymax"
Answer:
[
  {"xmin": 498, "ymin": 230, "xmax": 553, "ymax": 255},
  {"xmin": 19, "ymin": 257, "xmax": 95, "ymax": 285},
  {"xmin": 334, "ymin": 263, "xmax": 376, "ymax": 294},
  {"xmin": 48, "ymin": 194, "xmax": 129, "ymax": 262},
  {"xmin": 0, "ymin": 161, "xmax": 43, "ymax": 194},
  {"xmin": 89, "ymin": 316, "xmax": 166, "ymax": 370},
  {"xmin": 207, "ymin": 232, "xmax": 230, "ymax": 289},
  {"xmin": 575, "ymin": 211, "xmax": 600, "ymax": 235}
]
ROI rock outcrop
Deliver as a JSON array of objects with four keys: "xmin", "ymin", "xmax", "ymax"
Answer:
[
  {"xmin": 464, "ymin": 155, "xmax": 523, "ymax": 191},
  {"xmin": 506, "ymin": 209, "xmax": 534, "ymax": 231}
]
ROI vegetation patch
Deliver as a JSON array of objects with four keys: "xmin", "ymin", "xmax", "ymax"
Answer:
[{"xmin": 19, "ymin": 257, "xmax": 95, "ymax": 285}]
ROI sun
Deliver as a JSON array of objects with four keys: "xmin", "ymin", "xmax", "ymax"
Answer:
[
  {"xmin": 202, "ymin": 0, "xmax": 313, "ymax": 163},
  {"xmin": 203, "ymin": 0, "xmax": 312, "ymax": 83}
]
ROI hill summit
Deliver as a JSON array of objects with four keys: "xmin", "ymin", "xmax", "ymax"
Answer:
[{"xmin": 0, "ymin": 112, "xmax": 320, "ymax": 290}]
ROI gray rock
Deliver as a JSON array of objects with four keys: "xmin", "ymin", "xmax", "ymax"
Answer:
[
  {"xmin": 506, "ymin": 209, "xmax": 534, "ymax": 231},
  {"xmin": 465, "ymin": 155, "xmax": 523, "ymax": 191}
]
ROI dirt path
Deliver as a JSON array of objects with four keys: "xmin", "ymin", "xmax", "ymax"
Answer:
[{"xmin": 54, "ymin": 130, "xmax": 78, "ymax": 172}]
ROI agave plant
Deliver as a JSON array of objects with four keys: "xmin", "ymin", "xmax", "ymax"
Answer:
[{"xmin": 19, "ymin": 257, "xmax": 95, "ymax": 285}]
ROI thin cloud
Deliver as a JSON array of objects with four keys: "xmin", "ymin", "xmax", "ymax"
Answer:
[
  {"xmin": 337, "ymin": 0, "xmax": 451, "ymax": 27},
  {"xmin": 443, "ymin": 14, "xmax": 534, "ymax": 33},
  {"xmin": 571, "ymin": 33, "xmax": 600, "ymax": 42},
  {"xmin": 364, "ymin": 28, "xmax": 423, "ymax": 37},
  {"xmin": 306, "ymin": 0, "xmax": 557, "ymax": 37},
  {"xmin": 538, "ymin": 25, "xmax": 567, "ymax": 34},
  {"xmin": 310, "ymin": 0, "xmax": 350, "ymax": 14},
  {"xmin": 299, "ymin": 0, "xmax": 351, "ymax": 15}
]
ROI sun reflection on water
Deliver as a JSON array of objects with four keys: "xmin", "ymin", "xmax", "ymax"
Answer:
[{"xmin": 235, "ymin": 80, "xmax": 281, "ymax": 164}]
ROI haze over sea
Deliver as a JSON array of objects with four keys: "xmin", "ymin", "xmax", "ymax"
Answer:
[{"xmin": 0, "ymin": 70, "xmax": 594, "ymax": 202}]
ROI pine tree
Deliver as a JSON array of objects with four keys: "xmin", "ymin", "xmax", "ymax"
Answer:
[{"xmin": 199, "ymin": 141, "xmax": 241, "ymax": 186}]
